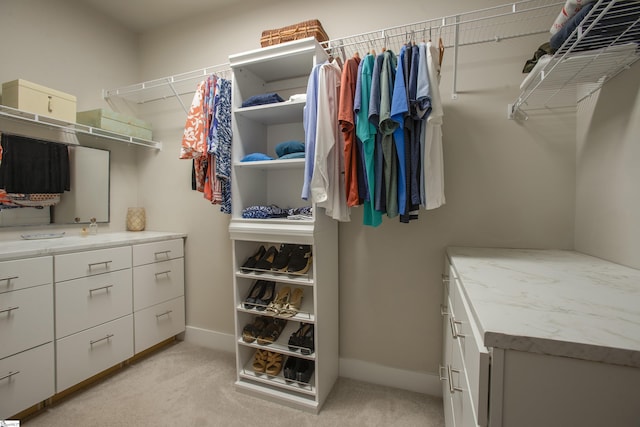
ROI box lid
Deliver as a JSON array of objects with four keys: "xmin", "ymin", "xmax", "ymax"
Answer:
[
  {"xmin": 76, "ymin": 108, "xmax": 151, "ymax": 130},
  {"xmin": 2, "ymin": 79, "xmax": 77, "ymax": 102}
]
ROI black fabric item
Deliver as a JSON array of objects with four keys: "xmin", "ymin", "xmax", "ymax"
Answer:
[
  {"xmin": 0, "ymin": 133, "xmax": 70, "ymax": 193},
  {"xmin": 522, "ymin": 42, "xmax": 553, "ymax": 73}
]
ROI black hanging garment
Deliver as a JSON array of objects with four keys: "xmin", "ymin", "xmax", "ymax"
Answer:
[{"xmin": 0, "ymin": 133, "xmax": 70, "ymax": 194}]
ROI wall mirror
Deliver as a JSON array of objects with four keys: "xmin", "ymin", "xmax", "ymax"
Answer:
[{"xmin": 0, "ymin": 145, "xmax": 110, "ymax": 227}]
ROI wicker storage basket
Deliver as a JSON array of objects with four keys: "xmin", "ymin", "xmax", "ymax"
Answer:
[{"xmin": 260, "ymin": 19, "xmax": 329, "ymax": 47}]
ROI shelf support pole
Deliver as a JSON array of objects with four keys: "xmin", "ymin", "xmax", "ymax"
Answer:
[
  {"xmin": 452, "ymin": 15, "xmax": 460, "ymax": 100},
  {"xmin": 167, "ymin": 80, "xmax": 189, "ymax": 115}
]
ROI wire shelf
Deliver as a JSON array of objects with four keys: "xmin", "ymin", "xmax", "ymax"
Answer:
[
  {"xmin": 321, "ymin": 0, "xmax": 563, "ymax": 57},
  {"xmin": 511, "ymin": 0, "xmax": 640, "ymax": 117}
]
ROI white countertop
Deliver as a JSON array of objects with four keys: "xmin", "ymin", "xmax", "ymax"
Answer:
[
  {"xmin": 447, "ymin": 247, "xmax": 640, "ymax": 368},
  {"xmin": 0, "ymin": 231, "xmax": 187, "ymax": 261}
]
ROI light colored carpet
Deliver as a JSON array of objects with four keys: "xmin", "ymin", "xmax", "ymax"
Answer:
[{"xmin": 23, "ymin": 341, "xmax": 444, "ymax": 427}]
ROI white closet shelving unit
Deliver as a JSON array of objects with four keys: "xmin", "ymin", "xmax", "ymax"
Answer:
[
  {"xmin": 510, "ymin": 0, "xmax": 640, "ymax": 118},
  {"xmin": 227, "ymin": 37, "xmax": 339, "ymax": 414},
  {"xmin": 0, "ymin": 104, "xmax": 162, "ymax": 149}
]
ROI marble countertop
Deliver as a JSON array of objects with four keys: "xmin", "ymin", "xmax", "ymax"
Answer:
[
  {"xmin": 447, "ymin": 247, "xmax": 640, "ymax": 368},
  {"xmin": 0, "ymin": 231, "xmax": 187, "ymax": 261}
]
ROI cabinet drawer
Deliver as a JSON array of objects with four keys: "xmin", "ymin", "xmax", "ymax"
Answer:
[
  {"xmin": 0, "ymin": 256, "xmax": 52, "ymax": 293},
  {"xmin": 55, "ymin": 246, "xmax": 132, "ymax": 282},
  {"xmin": 55, "ymin": 269, "xmax": 133, "ymax": 339},
  {"xmin": 133, "ymin": 239, "xmax": 184, "ymax": 267},
  {"xmin": 56, "ymin": 314, "xmax": 133, "ymax": 393},
  {"xmin": 134, "ymin": 296, "xmax": 185, "ymax": 354},
  {"xmin": 0, "ymin": 284, "xmax": 53, "ymax": 359},
  {"xmin": 451, "ymin": 276, "xmax": 489, "ymax": 426},
  {"xmin": 0, "ymin": 342, "xmax": 55, "ymax": 420},
  {"xmin": 133, "ymin": 258, "xmax": 184, "ymax": 311}
]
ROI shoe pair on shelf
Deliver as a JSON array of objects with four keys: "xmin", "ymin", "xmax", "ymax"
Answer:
[
  {"xmin": 288, "ymin": 323, "xmax": 314, "ymax": 355},
  {"xmin": 266, "ymin": 286, "xmax": 304, "ymax": 318},
  {"xmin": 242, "ymin": 315, "xmax": 288, "ymax": 345},
  {"xmin": 278, "ymin": 244, "xmax": 313, "ymax": 275},
  {"xmin": 284, "ymin": 356, "xmax": 314, "ymax": 384},
  {"xmin": 241, "ymin": 244, "xmax": 313, "ymax": 274},
  {"xmin": 243, "ymin": 280, "xmax": 275, "ymax": 310},
  {"xmin": 253, "ymin": 349, "xmax": 283, "ymax": 376}
]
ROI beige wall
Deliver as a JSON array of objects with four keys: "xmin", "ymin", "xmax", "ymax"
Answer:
[
  {"xmin": 574, "ymin": 62, "xmax": 640, "ymax": 269},
  {"xmin": 2, "ymin": 0, "xmax": 606, "ymax": 385}
]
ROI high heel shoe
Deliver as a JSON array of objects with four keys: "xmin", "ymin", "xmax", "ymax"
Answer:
[
  {"xmin": 255, "ymin": 245, "xmax": 278, "ymax": 271},
  {"xmin": 280, "ymin": 287, "xmax": 303, "ymax": 317},
  {"xmin": 243, "ymin": 280, "xmax": 267, "ymax": 309},
  {"xmin": 241, "ymin": 245, "xmax": 266, "ymax": 271},
  {"xmin": 271, "ymin": 243, "xmax": 295, "ymax": 272},
  {"xmin": 265, "ymin": 351, "xmax": 284, "ymax": 376},
  {"xmin": 286, "ymin": 245, "xmax": 312, "ymax": 274},
  {"xmin": 266, "ymin": 286, "xmax": 291, "ymax": 315},
  {"xmin": 254, "ymin": 281, "xmax": 276, "ymax": 311},
  {"xmin": 288, "ymin": 323, "xmax": 312, "ymax": 351}
]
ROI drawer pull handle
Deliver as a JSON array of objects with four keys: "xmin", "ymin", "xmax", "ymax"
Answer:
[
  {"xmin": 0, "ymin": 371, "xmax": 20, "ymax": 381},
  {"xmin": 447, "ymin": 365, "xmax": 464, "ymax": 394},
  {"xmin": 155, "ymin": 270, "xmax": 171, "ymax": 278},
  {"xmin": 440, "ymin": 304, "xmax": 449, "ymax": 317},
  {"xmin": 449, "ymin": 316, "xmax": 467, "ymax": 339},
  {"xmin": 441, "ymin": 273, "xmax": 450, "ymax": 284},
  {"xmin": 438, "ymin": 365, "xmax": 448, "ymax": 382},
  {"xmin": 154, "ymin": 250, "xmax": 171, "ymax": 258},
  {"xmin": 88, "ymin": 260, "xmax": 112, "ymax": 270},
  {"xmin": 48, "ymin": 95, "xmax": 53, "ymax": 113},
  {"xmin": 156, "ymin": 310, "xmax": 173, "ymax": 319},
  {"xmin": 89, "ymin": 285, "xmax": 113, "ymax": 295},
  {"xmin": 0, "ymin": 275, "xmax": 19, "ymax": 285},
  {"xmin": 0, "ymin": 306, "xmax": 19, "ymax": 315},
  {"xmin": 90, "ymin": 334, "xmax": 114, "ymax": 346}
]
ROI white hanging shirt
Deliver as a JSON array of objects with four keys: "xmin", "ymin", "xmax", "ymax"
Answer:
[
  {"xmin": 310, "ymin": 61, "xmax": 350, "ymax": 222},
  {"xmin": 423, "ymin": 41, "xmax": 445, "ymax": 210}
]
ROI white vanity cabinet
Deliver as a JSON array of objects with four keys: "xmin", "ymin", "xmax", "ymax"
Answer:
[
  {"xmin": 0, "ymin": 231, "xmax": 186, "ymax": 419},
  {"xmin": 54, "ymin": 246, "xmax": 134, "ymax": 392},
  {"xmin": 443, "ymin": 247, "xmax": 640, "ymax": 427},
  {"xmin": 132, "ymin": 239, "xmax": 185, "ymax": 354},
  {"xmin": 0, "ymin": 256, "xmax": 55, "ymax": 420}
]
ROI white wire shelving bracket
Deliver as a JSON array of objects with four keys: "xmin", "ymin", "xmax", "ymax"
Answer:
[
  {"xmin": 509, "ymin": 0, "xmax": 640, "ymax": 119},
  {"xmin": 103, "ymin": 63, "xmax": 231, "ymax": 115},
  {"xmin": 0, "ymin": 105, "xmax": 162, "ymax": 150},
  {"xmin": 321, "ymin": 0, "xmax": 564, "ymax": 100}
]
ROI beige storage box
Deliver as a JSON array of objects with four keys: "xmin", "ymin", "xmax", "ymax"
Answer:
[
  {"xmin": 76, "ymin": 108, "xmax": 153, "ymax": 140},
  {"xmin": 1, "ymin": 79, "xmax": 77, "ymax": 122}
]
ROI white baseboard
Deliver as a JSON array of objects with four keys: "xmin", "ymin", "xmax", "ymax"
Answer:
[
  {"xmin": 339, "ymin": 357, "xmax": 442, "ymax": 397},
  {"xmin": 183, "ymin": 325, "xmax": 236, "ymax": 353},
  {"xmin": 183, "ymin": 326, "xmax": 442, "ymax": 398}
]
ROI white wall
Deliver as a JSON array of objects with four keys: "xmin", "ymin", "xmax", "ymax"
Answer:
[
  {"xmin": 574, "ymin": 62, "xmax": 640, "ymax": 269},
  {"xmin": 1, "ymin": 0, "xmax": 586, "ymax": 392}
]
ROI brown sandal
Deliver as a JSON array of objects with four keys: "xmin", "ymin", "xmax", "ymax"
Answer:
[
  {"xmin": 252, "ymin": 349, "xmax": 268, "ymax": 373},
  {"xmin": 242, "ymin": 316, "xmax": 269, "ymax": 343},
  {"xmin": 265, "ymin": 351, "xmax": 283, "ymax": 376},
  {"xmin": 257, "ymin": 318, "xmax": 287, "ymax": 345}
]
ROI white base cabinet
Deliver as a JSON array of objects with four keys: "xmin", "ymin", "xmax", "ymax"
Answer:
[
  {"xmin": 0, "ymin": 232, "xmax": 185, "ymax": 419},
  {"xmin": 443, "ymin": 248, "xmax": 640, "ymax": 427}
]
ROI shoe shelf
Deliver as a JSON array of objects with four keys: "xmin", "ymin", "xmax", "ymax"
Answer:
[
  {"xmin": 235, "ymin": 269, "xmax": 314, "ymax": 285},
  {"xmin": 236, "ymin": 320, "xmax": 316, "ymax": 356},
  {"xmin": 238, "ymin": 361, "xmax": 316, "ymax": 397}
]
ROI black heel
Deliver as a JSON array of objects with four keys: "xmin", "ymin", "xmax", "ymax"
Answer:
[
  {"xmin": 242, "ymin": 245, "xmax": 266, "ymax": 271},
  {"xmin": 243, "ymin": 280, "xmax": 266, "ymax": 309},
  {"xmin": 255, "ymin": 281, "xmax": 276, "ymax": 311}
]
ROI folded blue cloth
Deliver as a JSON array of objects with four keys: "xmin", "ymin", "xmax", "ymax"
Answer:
[
  {"xmin": 241, "ymin": 153, "xmax": 274, "ymax": 162},
  {"xmin": 275, "ymin": 140, "xmax": 305, "ymax": 158},
  {"xmin": 241, "ymin": 93, "xmax": 285, "ymax": 108},
  {"xmin": 279, "ymin": 152, "xmax": 305, "ymax": 160}
]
